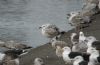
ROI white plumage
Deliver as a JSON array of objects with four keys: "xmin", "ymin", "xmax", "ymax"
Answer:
[
  {"xmin": 70, "ymin": 33, "xmax": 79, "ymax": 45},
  {"xmin": 62, "ymin": 46, "xmax": 72, "ymax": 64},
  {"xmin": 87, "ymin": 47, "xmax": 100, "ymax": 64},
  {"xmin": 85, "ymin": 36, "xmax": 97, "ymax": 47},
  {"xmin": 79, "ymin": 31, "xmax": 86, "ymax": 43},
  {"xmin": 73, "ymin": 56, "xmax": 88, "ymax": 65},
  {"xmin": 0, "ymin": 53, "xmax": 5, "ymax": 64},
  {"xmin": 34, "ymin": 58, "xmax": 44, "ymax": 65}
]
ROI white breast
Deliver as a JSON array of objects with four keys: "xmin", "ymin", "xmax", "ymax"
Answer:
[
  {"xmin": 0, "ymin": 53, "xmax": 5, "ymax": 61},
  {"xmin": 14, "ymin": 59, "xmax": 19, "ymax": 65}
]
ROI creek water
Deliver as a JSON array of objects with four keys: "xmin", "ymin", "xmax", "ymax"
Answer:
[{"xmin": 0, "ymin": 0, "xmax": 84, "ymax": 48}]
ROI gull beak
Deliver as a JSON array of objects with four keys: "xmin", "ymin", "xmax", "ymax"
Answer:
[
  {"xmin": 39, "ymin": 27, "xmax": 42, "ymax": 29},
  {"xmin": 66, "ymin": 13, "xmax": 71, "ymax": 16}
]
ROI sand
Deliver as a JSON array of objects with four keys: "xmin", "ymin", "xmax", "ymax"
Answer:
[{"xmin": 19, "ymin": 13, "xmax": 100, "ymax": 65}]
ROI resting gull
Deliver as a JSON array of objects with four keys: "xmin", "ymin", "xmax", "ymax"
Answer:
[
  {"xmin": 62, "ymin": 46, "xmax": 90, "ymax": 64},
  {"xmin": 51, "ymin": 36, "xmax": 67, "ymax": 49},
  {"xmin": 34, "ymin": 58, "xmax": 44, "ymax": 65},
  {"xmin": 39, "ymin": 24, "xmax": 64, "ymax": 39},
  {"xmin": 0, "ymin": 40, "xmax": 32, "ymax": 49},
  {"xmin": 2, "ymin": 49, "xmax": 28, "ymax": 65},
  {"xmin": 73, "ymin": 56, "xmax": 89, "ymax": 65},
  {"xmin": 85, "ymin": 36, "xmax": 100, "ymax": 50},
  {"xmin": 87, "ymin": 47, "xmax": 100, "ymax": 64}
]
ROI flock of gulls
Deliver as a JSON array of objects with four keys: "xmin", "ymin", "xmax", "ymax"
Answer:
[
  {"xmin": 38, "ymin": 0, "xmax": 100, "ymax": 65},
  {"xmin": 0, "ymin": 0, "xmax": 100, "ymax": 65}
]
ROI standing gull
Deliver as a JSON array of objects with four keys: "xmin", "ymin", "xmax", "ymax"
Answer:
[
  {"xmin": 0, "ymin": 40, "xmax": 32, "ymax": 49},
  {"xmin": 70, "ymin": 33, "xmax": 79, "ymax": 45},
  {"xmin": 73, "ymin": 31, "xmax": 88, "ymax": 52},
  {"xmin": 79, "ymin": 31, "xmax": 86, "ymax": 43}
]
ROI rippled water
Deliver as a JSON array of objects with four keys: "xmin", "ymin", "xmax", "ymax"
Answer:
[{"xmin": 0, "ymin": 0, "xmax": 83, "ymax": 48}]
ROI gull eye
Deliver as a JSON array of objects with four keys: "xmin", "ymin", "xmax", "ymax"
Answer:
[
  {"xmin": 84, "ymin": 40, "xmax": 88, "ymax": 42},
  {"xmin": 43, "ymin": 26, "xmax": 45, "ymax": 27},
  {"xmin": 39, "ymin": 59, "xmax": 43, "ymax": 62}
]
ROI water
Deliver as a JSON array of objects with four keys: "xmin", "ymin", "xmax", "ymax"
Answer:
[{"xmin": 0, "ymin": 0, "xmax": 83, "ymax": 48}]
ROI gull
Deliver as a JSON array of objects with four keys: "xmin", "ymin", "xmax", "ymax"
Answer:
[
  {"xmin": 39, "ymin": 24, "xmax": 64, "ymax": 39},
  {"xmin": 34, "ymin": 58, "xmax": 44, "ymax": 65},
  {"xmin": 79, "ymin": 31, "xmax": 86, "ymax": 43},
  {"xmin": 2, "ymin": 40, "xmax": 32, "ymax": 49},
  {"xmin": 2, "ymin": 49, "xmax": 28, "ymax": 65},
  {"xmin": 73, "ymin": 56, "xmax": 88, "ymax": 65},
  {"xmin": 62, "ymin": 46, "xmax": 90, "ymax": 64},
  {"xmin": 67, "ymin": 12, "xmax": 91, "ymax": 31},
  {"xmin": 87, "ymin": 47, "xmax": 100, "ymax": 64},
  {"xmin": 67, "ymin": 12, "xmax": 82, "ymax": 27},
  {"xmin": 72, "ymin": 32, "xmax": 87, "ymax": 52},
  {"xmin": 85, "ymin": 36, "xmax": 100, "ymax": 50},
  {"xmin": 51, "ymin": 36, "xmax": 67, "ymax": 49},
  {"xmin": 70, "ymin": 33, "xmax": 79, "ymax": 45},
  {"xmin": 56, "ymin": 46, "xmax": 63, "ymax": 57}
]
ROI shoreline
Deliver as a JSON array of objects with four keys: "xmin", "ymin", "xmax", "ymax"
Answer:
[{"xmin": 19, "ymin": 13, "xmax": 100, "ymax": 65}]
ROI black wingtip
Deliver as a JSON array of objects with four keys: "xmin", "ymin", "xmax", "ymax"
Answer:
[{"xmin": 60, "ymin": 31, "xmax": 66, "ymax": 34}]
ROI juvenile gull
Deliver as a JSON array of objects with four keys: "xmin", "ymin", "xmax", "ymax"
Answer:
[
  {"xmin": 51, "ymin": 36, "xmax": 67, "ymax": 49},
  {"xmin": 67, "ymin": 12, "xmax": 91, "ymax": 30},
  {"xmin": 70, "ymin": 33, "xmax": 79, "ymax": 45},
  {"xmin": 67, "ymin": 12, "xmax": 82, "ymax": 29},
  {"xmin": 75, "ymin": 31, "xmax": 88, "ymax": 52},
  {"xmin": 83, "ymin": 3, "xmax": 99, "ymax": 15},
  {"xmin": 56, "ymin": 46, "xmax": 63, "ymax": 57},
  {"xmin": 2, "ymin": 49, "xmax": 28, "ymax": 65},
  {"xmin": 39, "ymin": 24, "xmax": 64, "ymax": 39},
  {"xmin": 71, "ymin": 32, "xmax": 87, "ymax": 52},
  {"xmin": 84, "ymin": 0, "xmax": 99, "ymax": 5},
  {"xmin": 72, "ymin": 43, "xmax": 87, "ymax": 52},
  {"xmin": 34, "ymin": 58, "xmax": 44, "ymax": 65},
  {"xmin": 2, "ymin": 40, "xmax": 32, "ymax": 49}
]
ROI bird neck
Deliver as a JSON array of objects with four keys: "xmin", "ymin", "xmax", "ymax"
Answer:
[
  {"xmin": 87, "ymin": 41, "xmax": 95, "ymax": 47},
  {"xmin": 75, "ymin": 59, "xmax": 83, "ymax": 63},
  {"xmin": 92, "ymin": 51, "xmax": 99, "ymax": 55},
  {"xmin": 34, "ymin": 62, "xmax": 41, "ymax": 65},
  {"xmin": 63, "ymin": 50, "xmax": 71, "ymax": 54}
]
